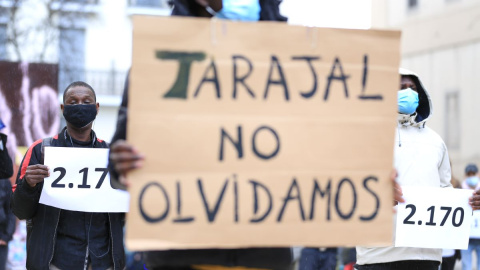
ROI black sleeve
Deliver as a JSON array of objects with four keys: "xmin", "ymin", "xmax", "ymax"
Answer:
[
  {"xmin": 259, "ymin": 0, "xmax": 288, "ymax": 22},
  {"xmin": 1, "ymin": 181, "xmax": 16, "ymax": 242},
  {"xmin": 170, "ymin": 0, "xmax": 203, "ymax": 17},
  {"xmin": 109, "ymin": 74, "xmax": 129, "ymax": 190},
  {"xmin": 11, "ymin": 143, "xmax": 43, "ymax": 220},
  {"xmin": 0, "ymin": 133, "xmax": 13, "ymax": 179}
]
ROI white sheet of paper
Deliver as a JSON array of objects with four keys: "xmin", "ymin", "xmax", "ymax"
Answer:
[
  {"xmin": 39, "ymin": 147, "xmax": 129, "ymax": 212},
  {"xmin": 395, "ymin": 186, "xmax": 473, "ymax": 249}
]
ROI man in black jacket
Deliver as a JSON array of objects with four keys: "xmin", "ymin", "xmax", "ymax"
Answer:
[{"xmin": 11, "ymin": 81, "xmax": 125, "ymax": 270}]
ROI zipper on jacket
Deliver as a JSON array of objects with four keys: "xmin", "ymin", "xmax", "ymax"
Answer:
[
  {"xmin": 108, "ymin": 213, "xmax": 116, "ymax": 270},
  {"xmin": 398, "ymin": 126, "xmax": 402, "ymax": 147},
  {"xmin": 84, "ymin": 245, "xmax": 89, "ymax": 270},
  {"xmin": 48, "ymin": 209, "xmax": 62, "ymax": 267}
]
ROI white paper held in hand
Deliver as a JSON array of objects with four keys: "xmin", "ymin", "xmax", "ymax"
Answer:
[
  {"xmin": 395, "ymin": 186, "xmax": 473, "ymax": 249},
  {"xmin": 39, "ymin": 147, "xmax": 129, "ymax": 212}
]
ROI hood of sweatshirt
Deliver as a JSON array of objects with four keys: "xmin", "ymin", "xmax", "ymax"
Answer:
[{"xmin": 398, "ymin": 68, "xmax": 432, "ymax": 128}]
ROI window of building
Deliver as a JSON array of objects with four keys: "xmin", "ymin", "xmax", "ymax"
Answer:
[
  {"xmin": 445, "ymin": 91, "xmax": 460, "ymax": 150},
  {"xmin": 58, "ymin": 28, "xmax": 86, "ymax": 93}
]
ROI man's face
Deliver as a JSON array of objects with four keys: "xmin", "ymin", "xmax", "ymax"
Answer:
[
  {"xmin": 400, "ymin": 76, "xmax": 418, "ymax": 92},
  {"xmin": 60, "ymin": 86, "xmax": 98, "ymax": 112}
]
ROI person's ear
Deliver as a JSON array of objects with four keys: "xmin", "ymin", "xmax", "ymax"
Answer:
[
  {"xmin": 60, "ymin": 103, "xmax": 64, "ymax": 112},
  {"xmin": 96, "ymin": 102, "xmax": 100, "ymax": 115}
]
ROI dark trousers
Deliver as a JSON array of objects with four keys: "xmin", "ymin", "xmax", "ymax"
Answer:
[
  {"xmin": 355, "ymin": 260, "xmax": 440, "ymax": 270},
  {"xmin": 299, "ymin": 248, "xmax": 337, "ymax": 270},
  {"xmin": 441, "ymin": 256, "xmax": 456, "ymax": 270},
  {"xmin": 0, "ymin": 245, "xmax": 7, "ymax": 270}
]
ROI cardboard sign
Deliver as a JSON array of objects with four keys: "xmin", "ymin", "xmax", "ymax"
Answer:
[
  {"xmin": 126, "ymin": 16, "xmax": 401, "ymax": 250},
  {"xmin": 40, "ymin": 147, "xmax": 130, "ymax": 212},
  {"xmin": 395, "ymin": 186, "xmax": 473, "ymax": 249}
]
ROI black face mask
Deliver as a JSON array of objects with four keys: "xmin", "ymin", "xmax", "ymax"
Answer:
[{"xmin": 63, "ymin": 104, "xmax": 97, "ymax": 128}]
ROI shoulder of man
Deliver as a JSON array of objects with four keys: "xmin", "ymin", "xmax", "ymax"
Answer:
[
  {"xmin": 40, "ymin": 135, "xmax": 63, "ymax": 163},
  {"xmin": 94, "ymin": 137, "xmax": 109, "ymax": 148}
]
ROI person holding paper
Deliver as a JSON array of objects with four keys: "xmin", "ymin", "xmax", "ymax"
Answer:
[
  {"xmin": 461, "ymin": 163, "xmax": 480, "ymax": 270},
  {"xmin": 355, "ymin": 68, "xmax": 453, "ymax": 270},
  {"xmin": 11, "ymin": 81, "xmax": 125, "ymax": 270}
]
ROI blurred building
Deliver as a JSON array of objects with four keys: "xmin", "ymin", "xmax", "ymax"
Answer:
[
  {"xmin": 0, "ymin": 0, "xmax": 171, "ymax": 141},
  {"xmin": 372, "ymin": 0, "xmax": 480, "ymax": 178}
]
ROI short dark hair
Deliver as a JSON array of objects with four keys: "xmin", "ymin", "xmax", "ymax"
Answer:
[
  {"xmin": 465, "ymin": 164, "xmax": 479, "ymax": 174},
  {"xmin": 63, "ymin": 81, "xmax": 96, "ymax": 102}
]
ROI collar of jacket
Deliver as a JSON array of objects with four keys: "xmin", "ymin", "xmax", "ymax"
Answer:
[
  {"xmin": 397, "ymin": 112, "xmax": 426, "ymax": 128},
  {"xmin": 58, "ymin": 126, "xmax": 100, "ymax": 148}
]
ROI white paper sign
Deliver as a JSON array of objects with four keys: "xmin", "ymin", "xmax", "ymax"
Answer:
[
  {"xmin": 39, "ymin": 147, "xmax": 129, "ymax": 212},
  {"xmin": 395, "ymin": 186, "xmax": 473, "ymax": 249}
]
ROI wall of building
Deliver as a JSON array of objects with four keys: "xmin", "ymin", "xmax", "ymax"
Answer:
[{"xmin": 372, "ymin": 0, "xmax": 480, "ymax": 178}]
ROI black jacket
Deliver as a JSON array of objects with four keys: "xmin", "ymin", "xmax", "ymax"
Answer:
[
  {"xmin": 0, "ymin": 133, "xmax": 13, "ymax": 179},
  {"xmin": 0, "ymin": 179, "xmax": 15, "ymax": 243},
  {"xmin": 12, "ymin": 128, "xmax": 125, "ymax": 270}
]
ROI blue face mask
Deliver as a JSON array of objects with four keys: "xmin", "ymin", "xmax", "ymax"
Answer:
[
  {"xmin": 215, "ymin": 0, "xmax": 260, "ymax": 21},
  {"xmin": 467, "ymin": 176, "xmax": 480, "ymax": 187},
  {"xmin": 398, "ymin": 88, "xmax": 419, "ymax": 115}
]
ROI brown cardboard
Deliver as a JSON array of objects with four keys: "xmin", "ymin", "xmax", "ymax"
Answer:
[{"xmin": 126, "ymin": 16, "xmax": 401, "ymax": 250}]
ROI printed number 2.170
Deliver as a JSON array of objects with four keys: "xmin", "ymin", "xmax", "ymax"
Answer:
[
  {"xmin": 402, "ymin": 204, "xmax": 464, "ymax": 227},
  {"xmin": 51, "ymin": 167, "xmax": 108, "ymax": 189}
]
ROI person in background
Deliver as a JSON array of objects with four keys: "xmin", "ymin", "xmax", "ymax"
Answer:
[
  {"xmin": 355, "ymin": 68, "xmax": 453, "ymax": 269},
  {"xmin": 338, "ymin": 247, "xmax": 356, "ymax": 270},
  {"xmin": 0, "ymin": 122, "xmax": 16, "ymax": 270},
  {"xmin": 0, "ymin": 178, "xmax": 15, "ymax": 270},
  {"xmin": 298, "ymin": 247, "xmax": 337, "ymax": 270},
  {"xmin": 461, "ymin": 164, "xmax": 480, "ymax": 270}
]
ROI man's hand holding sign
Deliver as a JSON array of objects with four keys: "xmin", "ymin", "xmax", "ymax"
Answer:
[{"xmin": 24, "ymin": 164, "xmax": 50, "ymax": 188}]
